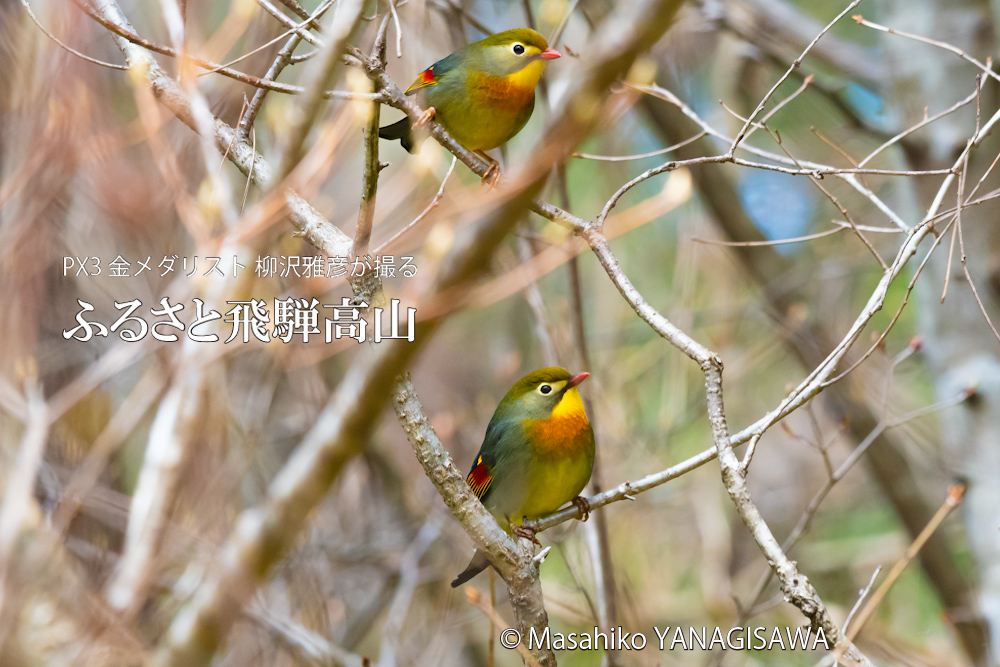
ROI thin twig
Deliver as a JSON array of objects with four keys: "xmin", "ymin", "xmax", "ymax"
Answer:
[
  {"xmin": 275, "ymin": 0, "xmax": 322, "ymax": 29},
  {"xmin": 593, "ymin": 148, "xmax": 948, "ymax": 229},
  {"xmin": 630, "ymin": 81, "xmax": 912, "ymax": 230},
  {"xmin": 374, "ymin": 157, "xmax": 457, "ymax": 254},
  {"xmin": 842, "ymin": 485, "xmax": 966, "ymax": 644},
  {"xmin": 256, "ymin": 0, "xmax": 323, "ymax": 46},
  {"xmin": 388, "ymin": 0, "xmax": 402, "ymax": 57},
  {"xmin": 729, "ymin": 0, "xmax": 864, "ymax": 154},
  {"xmin": 572, "ymin": 131, "xmax": 707, "ymax": 161},
  {"xmin": 760, "ymin": 123, "xmax": 887, "ymax": 273},
  {"xmin": 690, "ymin": 219, "xmax": 899, "ymax": 247},
  {"xmin": 76, "ymin": 0, "xmax": 377, "ymax": 99},
  {"xmin": 741, "ymin": 72, "xmax": 815, "ymax": 145},
  {"xmin": 843, "ymin": 566, "xmax": 883, "ymax": 634},
  {"xmin": 858, "ymin": 87, "xmax": 978, "ymax": 167},
  {"xmin": 22, "ymin": 0, "xmax": 127, "ymax": 69},
  {"xmin": 198, "ymin": 0, "xmax": 333, "ymax": 75},
  {"xmin": 957, "ymin": 209, "xmax": 1000, "ymax": 343},
  {"xmin": 854, "ymin": 15, "xmax": 1000, "ymax": 87},
  {"xmin": 741, "ymin": 383, "xmax": 968, "ymax": 618},
  {"xmin": 237, "ymin": 31, "xmax": 303, "ymax": 141},
  {"xmin": 432, "ymin": 0, "xmax": 493, "ymax": 36},
  {"xmin": 241, "ymin": 127, "xmax": 256, "ymax": 212}
]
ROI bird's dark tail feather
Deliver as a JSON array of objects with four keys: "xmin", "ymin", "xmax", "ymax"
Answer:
[
  {"xmin": 451, "ymin": 550, "xmax": 491, "ymax": 588},
  {"xmin": 378, "ymin": 117, "xmax": 416, "ymax": 153}
]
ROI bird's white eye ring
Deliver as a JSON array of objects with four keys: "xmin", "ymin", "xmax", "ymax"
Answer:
[
  {"xmin": 539, "ymin": 384, "xmax": 552, "ymax": 395},
  {"xmin": 512, "ymin": 44, "xmax": 525, "ymax": 55}
]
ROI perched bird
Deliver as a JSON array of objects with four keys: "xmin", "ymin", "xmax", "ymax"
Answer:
[
  {"xmin": 378, "ymin": 28, "xmax": 561, "ymax": 183},
  {"xmin": 451, "ymin": 367, "xmax": 594, "ymax": 587}
]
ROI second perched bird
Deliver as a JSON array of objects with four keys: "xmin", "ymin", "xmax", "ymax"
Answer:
[
  {"xmin": 451, "ymin": 367, "xmax": 594, "ymax": 587},
  {"xmin": 378, "ymin": 28, "xmax": 561, "ymax": 183}
]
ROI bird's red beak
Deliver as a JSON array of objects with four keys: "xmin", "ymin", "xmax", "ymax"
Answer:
[
  {"xmin": 566, "ymin": 372, "xmax": 589, "ymax": 389},
  {"xmin": 540, "ymin": 48, "xmax": 562, "ymax": 60}
]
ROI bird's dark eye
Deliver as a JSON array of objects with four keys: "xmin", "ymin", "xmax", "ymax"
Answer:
[
  {"xmin": 539, "ymin": 384, "xmax": 552, "ymax": 394},
  {"xmin": 513, "ymin": 44, "xmax": 525, "ymax": 55}
]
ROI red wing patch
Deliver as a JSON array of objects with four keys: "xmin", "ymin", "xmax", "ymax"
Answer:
[
  {"xmin": 466, "ymin": 456, "xmax": 493, "ymax": 500},
  {"xmin": 404, "ymin": 67, "xmax": 438, "ymax": 95}
]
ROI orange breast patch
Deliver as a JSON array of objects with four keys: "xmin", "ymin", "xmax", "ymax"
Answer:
[
  {"xmin": 469, "ymin": 71, "xmax": 535, "ymax": 113},
  {"xmin": 526, "ymin": 412, "xmax": 590, "ymax": 456}
]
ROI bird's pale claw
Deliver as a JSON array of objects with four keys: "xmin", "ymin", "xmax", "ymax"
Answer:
[
  {"xmin": 475, "ymin": 150, "xmax": 501, "ymax": 188},
  {"xmin": 415, "ymin": 107, "xmax": 436, "ymax": 128},
  {"xmin": 512, "ymin": 524, "xmax": 541, "ymax": 547},
  {"xmin": 572, "ymin": 496, "xmax": 591, "ymax": 522},
  {"xmin": 481, "ymin": 162, "xmax": 501, "ymax": 188}
]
